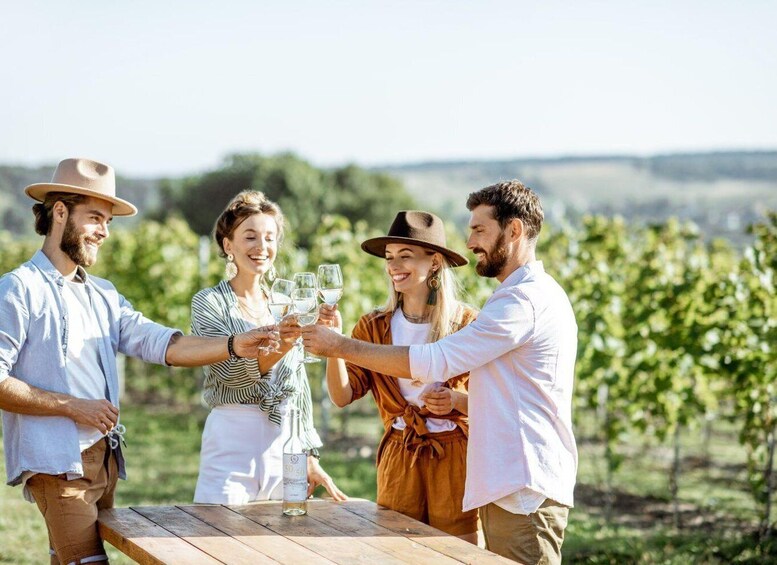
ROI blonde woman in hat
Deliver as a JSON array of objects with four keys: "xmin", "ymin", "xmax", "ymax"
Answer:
[
  {"xmin": 0, "ymin": 159, "xmax": 278, "ymax": 565},
  {"xmin": 190, "ymin": 191, "xmax": 346, "ymax": 505},
  {"xmin": 317, "ymin": 210, "xmax": 479, "ymax": 543}
]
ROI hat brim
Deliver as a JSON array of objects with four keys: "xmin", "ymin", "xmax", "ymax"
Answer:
[
  {"xmin": 24, "ymin": 183, "xmax": 138, "ymax": 217},
  {"xmin": 361, "ymin": 236, "xmax": 468, "ymax": 267}
]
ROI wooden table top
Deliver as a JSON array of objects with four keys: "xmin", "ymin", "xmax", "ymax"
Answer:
[{"xmin": 98, "ymin": 498, "xmax": 512, "ymax": 564}]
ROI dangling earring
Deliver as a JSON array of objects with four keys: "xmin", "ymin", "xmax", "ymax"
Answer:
[
  {"xmin": 225, "ymin": 254, "xmax": 238, "ymax": 280},
  {"xmin": 426, "ymin": 270, "xmax": 440, "ymax": 306}
]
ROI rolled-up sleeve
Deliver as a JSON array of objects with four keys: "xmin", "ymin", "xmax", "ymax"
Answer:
[
  {"xmin": 409, "ymin": 288, "xmax": 535, "ymax": 383},
  {"xmin": 0, "ymin": 274, "xmax": 29, "ymax": 383},
  {"xmin": 118, "ymin": 293, "xmax": 182, "ymax": 365}
]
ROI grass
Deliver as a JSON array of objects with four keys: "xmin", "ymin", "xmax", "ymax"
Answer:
[{"xmin": 1, "ymin": 403, "xmax": 774, "ymax": 564}]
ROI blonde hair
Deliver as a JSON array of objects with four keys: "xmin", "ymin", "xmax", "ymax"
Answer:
[
  {"xmin": 213, "ymin": 190, "xmax": 285, "ymax": 257},
  {"xmin": 383, "ymin": 253, "xmax": 463, "ymax": 343}
]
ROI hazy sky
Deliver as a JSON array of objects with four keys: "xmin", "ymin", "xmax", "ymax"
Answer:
[{"xmin": 1, "ymin": 1, "xmax": 775, "ymax": 176}]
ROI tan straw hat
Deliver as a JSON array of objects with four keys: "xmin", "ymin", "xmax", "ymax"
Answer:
[
  {"xmin": 361, "ymin": 210, "xmax": 468, "ymax": 267},
  {"xmin": 24, "ymin": 158, "xmax": 138, "ymax": 216}
]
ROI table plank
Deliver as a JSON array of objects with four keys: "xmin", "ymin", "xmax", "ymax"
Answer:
[
  {"xmin": 179, "ymin": 504, "xmax": 337, "ymax": 564},
  {"xmin": 306, "ymin": 500, "xmax": 462, "ymax": 564},
  {"xmin": 339, "ymin": 500, "xmax": 514, "ymax": 564},
  {"xmin": 98, "ymin": 508, "xmax": 222, "ymax": 565},
  {"xmin": 233, "ymin": 500, "xmax": 409, "ymax": 565},
  {"xmin": 133, "ymin": 506, "xmax": 281, "ymax": 565}
]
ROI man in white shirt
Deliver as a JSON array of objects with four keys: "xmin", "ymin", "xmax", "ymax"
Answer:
[{"xmin": 302, "ymin": 180, "xmax": 578, "ymax": 564}]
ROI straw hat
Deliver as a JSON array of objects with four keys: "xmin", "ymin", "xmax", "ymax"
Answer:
[
  {"xmin": 361, "ymin": 210, "xmax": 468, "ymax": 267},
  {"xmin": 24, "ymin": 158, "xmax": 137, "ymax": 216}
]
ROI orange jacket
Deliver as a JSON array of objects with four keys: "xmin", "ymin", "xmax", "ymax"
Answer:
[{"xmin": 345, "ymin": 305, "xmax": 478, "ymax": 464}]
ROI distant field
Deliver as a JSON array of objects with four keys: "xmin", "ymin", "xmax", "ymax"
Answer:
[{"xmin": 380, "ymin": 154, "xmax": 777, "ymax": 245}]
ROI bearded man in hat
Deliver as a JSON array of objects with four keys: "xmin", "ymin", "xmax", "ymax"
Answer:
[
  {"xmin": 0, "ymin": 158, "xmax": 278, "ymax": 565},
  {"xmin": 302, "ymin": 180, "xmax": 578, "ymax": 565}
]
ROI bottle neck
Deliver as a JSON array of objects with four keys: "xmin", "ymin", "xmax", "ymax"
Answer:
[{"xmin": 290, "ymin": 408, "xmax": 300, "ymax": 439}]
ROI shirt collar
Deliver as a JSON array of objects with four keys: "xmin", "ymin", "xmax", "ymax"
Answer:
[
  {"xmin": 497, "ymin": 260, "xmax": 545, "ymax": 291},
  {"xmin": 30, "ymin": 249, "xmax": 90, "ymax": 285}
]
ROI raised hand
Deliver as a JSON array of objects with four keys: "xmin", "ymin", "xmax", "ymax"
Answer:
[
  {"xmin": 233, "ymin": 326, "xmax": 280, "ymax": 358},
  {"xmin": 300, "ymin": 324, "xmax": 344, "ymax": 358},
  {"xmin": 317, "ymin": 304, "xmax": 342, "ymax": 330},
  {"xmin": 278, "ymin": 315, "xmax": 303, "ymax": 345}
]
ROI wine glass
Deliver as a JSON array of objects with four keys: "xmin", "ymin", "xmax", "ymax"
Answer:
[
  {"xmin": 317, "ymin": 264, "xmax": 343, "ymax": 307},
  {"xmin": 269, "ymin": 279, "xmax": 295, "ymax": 321},
  {"xmin": 293, "ymin": 272, "xmax": 317, "ymax": 292},
  {"xmin": 267, "ymin": 278, "xmax": 295, "ymax": 352},
  {"xmin": 292, "ymin": 287, "xmax": 321, "ymax": 363}
]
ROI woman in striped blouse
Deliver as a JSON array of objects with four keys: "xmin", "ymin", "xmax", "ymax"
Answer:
[{"xmin": 191, "ymin": 191, "xmax": 346, "ymax": 504}]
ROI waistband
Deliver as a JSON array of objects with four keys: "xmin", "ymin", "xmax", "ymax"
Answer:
[
  {"xmin": 385, "ymin": 426, "xmax": 466, "ymax": 445},
  {"xmin": 212, "ymin": 404, "xmax": 271, "ymax": 414}
]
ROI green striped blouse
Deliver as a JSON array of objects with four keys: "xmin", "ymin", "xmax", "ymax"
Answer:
[{"xmin": 190, "ymin": 280, "xmax": 321, "ymax": 450}]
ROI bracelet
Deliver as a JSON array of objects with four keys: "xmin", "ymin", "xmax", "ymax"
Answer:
[
  {"xmin": 227, "ymin": 334, "xmax": 241, "ymax": 361},
  {"xmin": 305, "ymin": 448, "xmax": 321, "ymax": 460}
]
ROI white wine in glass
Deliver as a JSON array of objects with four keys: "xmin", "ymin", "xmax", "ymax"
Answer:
[
  {"xmin": 268, "ymin": 299, "xmax": 292, "ymax": 322},
  {"xmin": 291, "ymin": 287, "xmax": 320, "ymax": 364},
  {"xmin": 269, "ymin": 279, "xmax": 295, "ymax": 323},
  {"xmin": 317, "ymin": 264, "xmax": 343, "ymax": 306},
  {"xmin": 266, "ymin": 278, "xmax": 295, "ymax": 353}
]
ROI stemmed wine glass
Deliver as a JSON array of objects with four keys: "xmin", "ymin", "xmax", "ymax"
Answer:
[
  {"xmin": 266, "ymin": 279, "xmax": 295, "ymax": 352},
  {"xmin": 291, "ymin": 287, "xmax": 320, "ymax": 363},
  {"xmin": 292, "ymin": 272, "xmax": 321, "ymax": 363},
  {"xmin": 293, "ymin": 272, "xmax": 317, "ymax": 292},
  {"xmin": 317, "ymin": 264, "xmax": 343, "ymax": 307}
]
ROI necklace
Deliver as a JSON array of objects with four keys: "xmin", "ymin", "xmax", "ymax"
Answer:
[
  {"xmin": 236, "ymin": 297, "xmax": 269, "ymax": 321},
  {"xmin": 401, "ymin": 308, "xmax": 429, "ymax": 324}
]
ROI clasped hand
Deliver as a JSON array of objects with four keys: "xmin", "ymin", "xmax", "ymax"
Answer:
[{"xmin": 419, "ymin": 386, "xmax": 455, "ymax": 415}]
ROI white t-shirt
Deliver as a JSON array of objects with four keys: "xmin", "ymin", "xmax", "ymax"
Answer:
[
  {"xmin": 390, "ymin": 310, "xmax": 456, "ymax": 434},
  {"xmin": 62, "ymin": 279, "xmax": 108, "ymax": 452}
]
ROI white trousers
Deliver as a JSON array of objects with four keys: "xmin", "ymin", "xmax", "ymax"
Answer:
[{"xmin": 194, "ymin": 404, "xmax": 288, "ymax": 504}]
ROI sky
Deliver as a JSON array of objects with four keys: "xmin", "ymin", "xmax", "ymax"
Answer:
[{"xmin": 1, "ymin": 0, "xmax": 776, "ymax": 177}]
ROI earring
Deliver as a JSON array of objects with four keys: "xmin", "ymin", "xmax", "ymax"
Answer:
[
  {"xmin": 225, "ymin": 254, "xmax": 238, "ymax": 280},
  {"xmin": 265, "ymin": 265, "xmax": 277, "ymax": 284},
  {"xmin": 426, "ymin": 270, "xmax": 441, "ymax": 306}
]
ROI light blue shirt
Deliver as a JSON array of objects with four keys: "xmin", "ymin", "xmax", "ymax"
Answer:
[{"xmin": 0, "ymin": 250, "xmax": 181, "ymax": 487}]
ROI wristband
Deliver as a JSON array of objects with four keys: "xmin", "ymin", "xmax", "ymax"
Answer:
[{"xmin": 227, "ymin": 334, "xmax": 242, "ymax": 361}]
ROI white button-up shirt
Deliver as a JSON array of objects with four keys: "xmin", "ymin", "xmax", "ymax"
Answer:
[{"xmin": 410, "ymin": 261, "xmax": 578, "ymax": 512}]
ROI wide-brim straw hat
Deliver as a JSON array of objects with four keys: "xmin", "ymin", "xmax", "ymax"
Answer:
[
  {"xmin": 24, "ymin": 157, "xmax": 137, "ymax": 216},
  {"xmin": 361, "ymin": 210, "xmax": 468, "ymax": 267}
]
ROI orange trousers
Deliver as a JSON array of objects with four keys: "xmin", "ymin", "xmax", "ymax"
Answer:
[{"xmin": 376, "ymin": 427, "xmax": 478, "ymax": 536}]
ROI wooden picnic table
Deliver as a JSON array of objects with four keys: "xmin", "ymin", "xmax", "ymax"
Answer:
[{"xmin": 98, "ymin": 498, "xmax": 513, "ymax": 564}]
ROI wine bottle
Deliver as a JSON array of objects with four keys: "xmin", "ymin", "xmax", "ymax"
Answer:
[{"xmin": 282, "ymin": 408, "xmax": 308, "ymax": 516}]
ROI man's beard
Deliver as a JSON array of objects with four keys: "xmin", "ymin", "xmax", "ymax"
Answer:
[
  {"xmin": 474, "ymin": 232, "xmax": 508, "ymax": 278},
  {"xmin": 60, "ymin": 218, "xmax": 97, "ymax": 267}
]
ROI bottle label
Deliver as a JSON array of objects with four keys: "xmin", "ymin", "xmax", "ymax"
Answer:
[{"xmin": 283, "ymin": 453, "xmax": 308, "ymax": 502}]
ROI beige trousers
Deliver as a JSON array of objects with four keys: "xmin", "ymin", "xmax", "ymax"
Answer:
[{"xmin": 480, "ymin": 498, "xmax": 569, "ymax": 564}]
